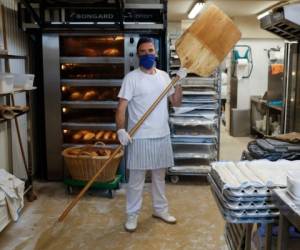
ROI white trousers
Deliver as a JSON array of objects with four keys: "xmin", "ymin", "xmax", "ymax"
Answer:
[{"xmin": 126, "ymin": 168, "xmax": 168, "ymax": 215}]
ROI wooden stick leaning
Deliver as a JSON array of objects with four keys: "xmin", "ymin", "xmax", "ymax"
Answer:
[{"xmin": 57, "ymin": 75, "xmax": 180, "ymax": 222}]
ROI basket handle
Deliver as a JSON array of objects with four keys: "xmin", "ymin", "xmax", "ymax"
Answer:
[{"xmin": 94, "ymin": 141, "xmax": 106, "ymax": 147}]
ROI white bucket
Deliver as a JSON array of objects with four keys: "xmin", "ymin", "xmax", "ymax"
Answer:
[
  {"xmin": 287, "ymin": 170, "xmax": 300, "ymax": 199},
  {"xmin": 0, "ymin": 74, "xmax": 14, "ymax": 93},
  {"xmin": 13, "ymin": 74, "xmax": 35, "ymax": 89}
]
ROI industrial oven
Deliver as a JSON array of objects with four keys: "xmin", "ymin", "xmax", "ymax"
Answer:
[{"xmin": 25, "ymin": 0, "xmax": 168, "ymax": 180}]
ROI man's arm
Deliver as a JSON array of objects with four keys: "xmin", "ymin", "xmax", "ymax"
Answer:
[
  {"xmin": 169, "ymin": 85, "xmax": 182, "ymax": 107},
  {"xmin": 116, "ymin": 98, "xmax": 128, "ymax": 130}
]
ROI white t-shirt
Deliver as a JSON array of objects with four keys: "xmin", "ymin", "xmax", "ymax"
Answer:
[{"xmin": 118, "ymin": 68, "xmax": 174, "ymax": 139}]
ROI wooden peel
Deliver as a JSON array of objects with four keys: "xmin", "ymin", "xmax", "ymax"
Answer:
[{"xmin": 58, "ymin": 3, "xmax": 241, "ymax": 222}]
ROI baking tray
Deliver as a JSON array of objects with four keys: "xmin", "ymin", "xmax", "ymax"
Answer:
[
  {"xmin": 209, "ymin": 175, "xmax": 276, "ymax": 210},
  {"xmin": 182, "ymin": 96, "xmax": 217, "ymax": 103},
  {"xmin": 209, "ymin": 183, "xmax": 278, "ymax": 223},
  {"xmin": 170, "ymin": 111, "xmax": 217, "ymax": 119},
  {"xmin": 210, "ymin": 168, "xmax": 274, "ymax": 198},
  {"xmin": 171, "ymin": 137, "xmax": 216, "ymax": 144},
  {"xmin": 169, "ymin": 116, "xmax": 217, "ymax": 126},
  {"xmin": 168, "ymin": 166, "xmax": 211, "ymax": 174},
  {"xmin": 173, "ymin": 143, "xmax": 216, "ymax": 157}
]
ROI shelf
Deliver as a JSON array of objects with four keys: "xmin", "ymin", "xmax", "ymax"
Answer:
[
  {"xmin": 267, "ymin": 105, "xmax": 282, "ymax": 112},
  {"xmin": 62, "ymin": 122, "xmax": 116, "ymax": 130},
  {"xmin": 0, "ymin": 54, "xmax": 26, "ymax": 59},
  {"xmin": 61, "ymin": 101, "xmax": 118, "ymax": 109},
  {"xmin": 0, "ymin": 111, "xmax": 28, "ymax": 123},
  {"xmin": 61, "ymin": 79, "xmax": 122, "ymax": 87},
  {"xmin": 0, "ymin": 87, "xmax": 37, "ymax": 97},
  {"xmin": 60, "ymin": 57, "xmax": 124, "ymax": 64},
  {"xmin": 168, "ymin": 166, "xmax": 211, "ymax": 175},
  {"xmin": 174, "ymin": 153, "xmax": 215, "ymax": 160}
]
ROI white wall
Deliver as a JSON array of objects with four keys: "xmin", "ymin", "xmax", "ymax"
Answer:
[
  {"xmin": 168, "ymin": 21, "xmax": 182, "ymax": 35},
  {"xmin": 236, "ymin": 39, "xmax": 284, "ymax": 109},
  {"xmin": 0, "ymin": 0, "xmax": 29, "ymax": 178}
]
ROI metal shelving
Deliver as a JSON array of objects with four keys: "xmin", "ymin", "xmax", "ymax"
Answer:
[{"xmin": 167, "ymin": 35, "xmax": 221, "ymax": 182}]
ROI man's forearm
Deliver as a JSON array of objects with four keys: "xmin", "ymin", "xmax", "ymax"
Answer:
[
  {"xmin": 171, "ymin": 85, "xmax": 182, "ymax": 107},
  {"xmin": 116, "ymin": 111, "xmax": 126, "ymax": 130}
]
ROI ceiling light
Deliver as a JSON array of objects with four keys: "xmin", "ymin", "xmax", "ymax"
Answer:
[
  {"xmin": 257, "ymin": 11, "xmax": 270, "ymax": 20},
  {"xmin": 188, "ymin": 2, "xmax": 205, "ymax": 19}
]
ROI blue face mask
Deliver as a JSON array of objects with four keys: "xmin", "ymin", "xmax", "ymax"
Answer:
[{"xmin": 139, "ymin": 54, "xmax": 156, "ymax": 69}]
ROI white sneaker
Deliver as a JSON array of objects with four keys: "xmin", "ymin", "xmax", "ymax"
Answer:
[
  {"xmin": 124, "ymin": 214, "xmax": 138, "ymax": 232},
  {"xmin": 152, "ymin": 212, "xmax": 177, "ymax": 224}
]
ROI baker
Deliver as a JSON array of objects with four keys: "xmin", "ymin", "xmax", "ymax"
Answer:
[{"xmin": 116, "ymin": 37, "xmax": 187, "ymax": 232}]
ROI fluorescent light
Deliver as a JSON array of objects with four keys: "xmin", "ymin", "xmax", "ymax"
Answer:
[
  {"xmin": 257, "ymin": 11, "xmax": 270, "ymax": 20},
  {"xmin": 188, "ymin": 2, "xmax": 205, "ymax": 19}
]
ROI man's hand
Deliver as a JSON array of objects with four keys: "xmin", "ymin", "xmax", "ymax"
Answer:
[
  {"xmin": 117, "ymin": 129, "xmax": 132, "ymax": 146},
  {"xmin": 176, "ymin": 68, "xmax": 188, "ymax": 80}
]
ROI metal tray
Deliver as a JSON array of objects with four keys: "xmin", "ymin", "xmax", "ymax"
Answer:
[
  {"xmin": 209, "ymin": 175, "xmax": 276, "ymax": 210},
  {"xmin": 168, "ymin": 166, "xmax": 211, "ymax": 175},
  {"xmin": 169, "ymin": 116, "xmax": 217, "ymax": 126},
  {"xmin": 210, "ymin": 184, "xmax": 278, "ymax": 223},
  {"xmin": 210, "ymin": 168, "xmax": 274, "ymax": 197}
]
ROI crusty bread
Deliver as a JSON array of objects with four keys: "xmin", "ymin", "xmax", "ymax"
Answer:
[
  {"xmin": 70, "ymin": 92, "xmax": 82, "ymax": 100},
  {"xmin": 83, "ymin": 90, "xmax": 97, "ymax": 100},
  {"xmin": 95, "ymin": 131, "xmax": 104, "ymax": 140},
  {"xmin": 83, "ymin": 132, "xmax": 95, "ymax": 141}
]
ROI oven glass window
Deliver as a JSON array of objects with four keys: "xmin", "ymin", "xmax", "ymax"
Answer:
[
  {"xmin": 60, "ymin": 63, "xmax": 124, "ymax": 79},
  {"xmin": 62, "ymin": 108, "xmax": 116, "ymax": 123},
  {"xmin": 60, "ymin": 36, "xmax": 124, "ymax": 57},
  {"xmin": 63, "ymin": 129, "xmax": 118, "ymax": 144},
  {"xmin": 61, "ymin": 86, "xmax": 120, "ymax": 101}
]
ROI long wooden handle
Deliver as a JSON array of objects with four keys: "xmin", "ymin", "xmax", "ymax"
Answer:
[{"xmin": 58, "ymin": 76, "xmax": 180, "ymax": 222}]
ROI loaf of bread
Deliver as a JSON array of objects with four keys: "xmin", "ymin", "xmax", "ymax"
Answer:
[
  {"xmin": 95, "ymin": 131, "xmax": 104, "ymax": 140},
  {"xmin": 70, "ymin": 92, "xmax": 82, "ymax": 100},
  {"xmin": 66, "ymin": 146, "xmax": 112, "ymax": 157},
  {"xmin": 67, "ymin": 148, "xmax": 81, "ymax": 155},
  {"xmin": 111, "ymin": 132, "xmax": 117, "ymax": 141},
  {"xmin": 83, "ymin": 90, "xmax": 97, "ymax": 100},
  {"xmin": 83, "ymin": 132, "xmax": 95, "ymax": 141},
  {"xmin": 103, "ymin": 131, "xmax": 112, "ymax": 140},
  {"xmin": 72, "ymin": 131, "xmax": 83, "ymax": 140},
  {"xmin": 103, "ymin": 48, "xmax": 119, "ymax": 56}
]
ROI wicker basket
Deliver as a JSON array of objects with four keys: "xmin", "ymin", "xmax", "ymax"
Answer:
[{"xmin": 62, "ymin": 144, "xmax": 123, "ymax": 182}]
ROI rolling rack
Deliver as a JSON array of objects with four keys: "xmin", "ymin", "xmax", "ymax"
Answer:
[{"xmin": 167, "ymin": 35, "xmax": 221, "ymax": 183}]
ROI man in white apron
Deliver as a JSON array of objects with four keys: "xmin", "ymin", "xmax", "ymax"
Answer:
[{"xmin": 116, "ymin": 37, "xmax": 186, "ymax": 232}]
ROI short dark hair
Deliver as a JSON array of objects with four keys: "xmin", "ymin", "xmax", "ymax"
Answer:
[{"xmin": 136, "ymin": 37, "xmax": 155, "ymax": 51}]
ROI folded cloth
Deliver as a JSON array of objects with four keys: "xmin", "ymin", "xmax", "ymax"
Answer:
[
  {"xmin": 247, "ymin": 141, "xmax": 300, "ymax": 161},
  {"xmin": 0, "ymin": 169, "xmax": 24, "ymax": 221},
  {"xmin": 271, "ymin": 64, "xmax": 284, "ymax": 75},
  {"xmin": 268, "ymin": 132, "xmax": 300, "ymax": 143}
]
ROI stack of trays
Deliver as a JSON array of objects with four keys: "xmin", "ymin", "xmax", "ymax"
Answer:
[{"xmin": 209, "ymin": 160, "xmax": 300, "ymax": 223}]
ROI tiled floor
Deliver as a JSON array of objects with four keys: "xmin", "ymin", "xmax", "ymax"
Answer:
[{"xmin": 0, "ymin": 128, "xmax": 251, "ymax": 250}]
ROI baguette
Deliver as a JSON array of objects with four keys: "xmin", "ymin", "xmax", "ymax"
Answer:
[
  {"xmin": 103, "ymin": 131, "xmax": 112, "ymax": 140},
  {"xmin": 70, "ymin": 92, "xmax": 82, "ymax": 100},
  {"xmin": 111, "ymin": 132, "xmax": 117, "ymax": 141},
  {"xmin": 83, "ymin": 132, "xmax": 95, "ymax": 141},
  {"xmin": 72, "ymin": 131, "xmax": 83, "ymax": 140},
  {"xmin": 83, "ymin": 90, "xmax": 97, "ymax": 101},
  {"xmin": 95, "ymin": 131, "xmax": 104, "ymax": 140}
]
